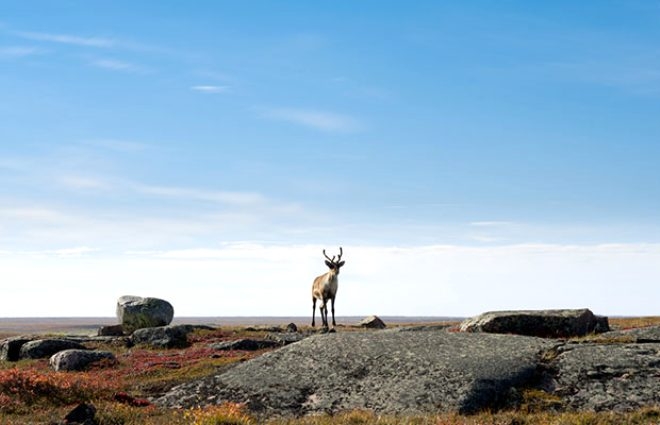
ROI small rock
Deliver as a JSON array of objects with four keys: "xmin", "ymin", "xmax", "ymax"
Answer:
[
  {"xmin": 98, "ymin": 324, "xmax": 124, "ymax": 336},
  {"xmin": 19, "ymin": 339, "xmax": 87, "ymax": 360},
  {"xmin": 64, "ymin": 402, "xmax": 97, "ymax": 424},
  {"xmin": 286, "ymin": 323, "xmax": 298, "ymax": 333},
  {"xmin": 265, "ymin": 332, "xmax": 306, "ymax": 345},
  {"xmin": 50, "ymin": 349, "xmax": 116, "ymax": 372},
  {"xmin": 131, "ymin": 325, "xmax": 191, "ymax": 349},
  {"xmin": 359, "ymin": 315, "xmax": 386, "ymax": 329},
  {"xmin": 64, "ymin": 403, "xmax": 97, "ymax": 424}
]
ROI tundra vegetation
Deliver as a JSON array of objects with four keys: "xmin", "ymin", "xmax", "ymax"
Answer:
[{"xmin": 1, "ymin": 317, "xmax": 660, "ymax": 424}]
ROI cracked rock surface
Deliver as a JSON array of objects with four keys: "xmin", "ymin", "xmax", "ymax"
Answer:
[
  {"xmin": 155, "ymin": 325, "xmax": 660, "ymax": 417},
  {"xmin": 549, "ymin": 341, "xmax": 660, "ymax": 411},
  {"xmin": 155, "ymin": 329, "xmax": 553, "ymax": 415}
]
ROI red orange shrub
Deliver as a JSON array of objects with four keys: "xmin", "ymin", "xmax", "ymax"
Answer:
[{"xmin": 0, "ymin": 367, "xmax": 116, "ymax": 413}]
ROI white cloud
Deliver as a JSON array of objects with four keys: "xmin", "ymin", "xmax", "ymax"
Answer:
[
  {"xmin": 15, "ymin": 30, "xmax": 115, "ymax": 48},
  {"xmin": 0, "ymin": 206, "xmax": 64, "ymax": 222},
  {"xmin": 132, "ymin": 184, "xmax": 266, "ymax": 205},
  {"xmin": 58, "ymin": 175, "xmax": 109, "ymax": 190},
  {"xmin": 2, "ymin": 242, "xmax": 660, "ymax": 317},
  {"xmin": 264, "ymin": 107, "xmax": 362, "ymax": 132},
  {"xmin": 468, "ymin": 235, "xmax": 501, "ymax": 243},
  {"xmin": 83, "ymin": 139, "xmax": 148, "ymax": 152},
  {"xmin": 0, "ymin": 46, "xmax": 43, "ymax": 58},
  {"xmin": 191, "ymin": 85, "xmax": 229, "ymax": 94},
  {"xmin": 470, "ymin": 221, "xmax": 513, "ymax": 227},
  {"xmin": 90, "ymin": 58, "xmax": 148, "ymax": 74},
  {"xmin": 46, "ymin": 246, "xmax": 98, "ymax": 257}
]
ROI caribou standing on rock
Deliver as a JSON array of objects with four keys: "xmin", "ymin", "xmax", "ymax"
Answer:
[{"xmin": 312, "ymin": 247, "xmax": 345, "ymax": 329}]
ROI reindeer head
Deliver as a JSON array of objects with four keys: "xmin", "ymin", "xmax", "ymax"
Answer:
[{"xmin": 323, "ymin": 247, "xmax": 345, "ymax": 273}]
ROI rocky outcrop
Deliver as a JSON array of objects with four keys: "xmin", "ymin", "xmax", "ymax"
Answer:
[
  {"xmin": 156, "ymin": 322, "xmax": 660, "ymax": 416},
  {"xmin": 459, "ymin": 309, "xmax": 609, "ymax": 338},
  {"xmin": 19, "ymin": 338, "xmax": 87, "ymax": 360},
  {"xmin": 131, "ymin": 325, "xmax": 191, "ymax": 349},
  {"xmin": 50, "ymin": 349, "xmax": 117, "ymax": 372},
  {"xmin": 545, "ymin": 341, "xmax": 660, "ymax": 411},
  {"xmin": 116, "ymin": 295, "xmax": 174, "ymax": 333},
  {"xmin": 155, "ymin": 329, "xmax": 555, "ymax": 415}
]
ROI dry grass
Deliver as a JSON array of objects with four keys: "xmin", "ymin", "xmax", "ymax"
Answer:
[{"xmin": 608, "ymin": 316, "xmax": 660, "ymax": 330}]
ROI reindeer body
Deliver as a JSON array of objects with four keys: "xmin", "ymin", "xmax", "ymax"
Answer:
[{"xmin": 312, "ymin": 247, "xmax": 344, "ymax": 328}]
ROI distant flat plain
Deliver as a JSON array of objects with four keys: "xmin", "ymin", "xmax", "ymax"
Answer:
[{"xmin": 0, "ymin": 316, "xmax": 462, "ymax": 336}]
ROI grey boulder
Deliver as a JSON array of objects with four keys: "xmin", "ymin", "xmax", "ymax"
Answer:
[
  {"xmin": 19, "ymin": 339, "xmax": 87, "ymax": 360},
  {"xmin": 358, "ymin": 315, "xmax": 386, "ymax": 329},
  {"xmin": 0, "ymin": 337, "xmax": 33, "ymax": 361},
  {"xmin": 116, "ymin": 295, "xmax": 174, "ymax": 333},
  {"xmin": 459, "ymin": 308, "xmax": 609, "ymax": 338},
  {"xmin": 131, "ymin": 325, "xmax": 191, "ymax": 349},
  {"xmin": 98, "ymin": 324, "xmax": 124, "ymax": 336},
  {"xmin": 50, "ymin": 349, "xmax": 116, "ymax": 371}
]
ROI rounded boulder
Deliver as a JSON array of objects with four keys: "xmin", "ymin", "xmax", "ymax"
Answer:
[
  {"xmin": 50, "ymin": 349, "xmax": 117, "ymax": 371},
  {"xmin": 116, "ymin": 295, "xmax": 174, "ymax": 334}
]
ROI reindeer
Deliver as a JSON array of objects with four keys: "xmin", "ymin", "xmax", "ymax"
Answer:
[{"xmin": 311, "ymin": 247, "xmax": 345, "ymax": 328}]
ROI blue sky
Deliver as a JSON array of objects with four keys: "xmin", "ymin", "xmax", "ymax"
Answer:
[{"xmin": 1, "ymin": 1, "xmax": 660, "ymax": 318}]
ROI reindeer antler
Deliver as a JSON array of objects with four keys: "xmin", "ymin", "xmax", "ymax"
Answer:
[
  {"xmin": 323, "ymin": 247, "xmax": 343, "ymax": 263},
  {"xmin": 323, "ymin": 249, "xmax": 335, "ymax": 263}
]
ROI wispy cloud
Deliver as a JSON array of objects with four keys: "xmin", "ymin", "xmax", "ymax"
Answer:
[
  {"xmin": 132, "ymin": 184, "xmax": 266, "ymax": 206},
  {"xmin": 14, "ymin": 30, "xmax": 115, "ymax": 48},
  {"xmin": 0, "ymin": 46, "xmax": 43, "ymax": 58},
  {"xmin": 90, "ymin": 58, "xmax": 149, "ymax": 74},
  {"xmin": 48, "ymin": 246, "xmax": 97, "ymax": 257},
  {"xmin": 548, "ymin": 60, "xmax": 660, "ymax": 96},
  {"xmin": 470, "ymin": 221, "xmax": 513, "ymax": 227},
  {"xmin": 0, "ymin": 206, "xmax": 65, "ymax": 222},
  {"xmin": 264, "ymin": 107, "xmax": 362, "ymax": 132},
  {"xmin": 58, "ymin": 175, "xmax": 109, "ymax": 190},
  {"xmin": 191, "ymin": 85, "xmax": 229, "ymax": 94},
  {"xmin": 83, "ymin": 139, "xmax": 148, "ymax": 152}
]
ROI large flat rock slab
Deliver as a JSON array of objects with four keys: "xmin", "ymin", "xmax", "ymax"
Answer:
[
  {"xmin": 550, "ymin": 341, "xmax": 660, "ymax": 411},
  {"xmin": 155, "ymin": 329, "xmax": 554, "ymax": 415},
  {"xmin": 460, "ymin": 309, "xmax": 608, "ymax": 338}
]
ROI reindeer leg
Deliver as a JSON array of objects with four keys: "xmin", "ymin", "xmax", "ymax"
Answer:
[
  {"xmin": 322, "ymin": 299, "xmax": 328, "ymax": 328},
  {"xmin": 331, "ymin": 297, "xmax": 336, "ymax": 327},
  {"xmin": 312, "ymin": 298, "xmax": 316, "ymax": 327}
]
